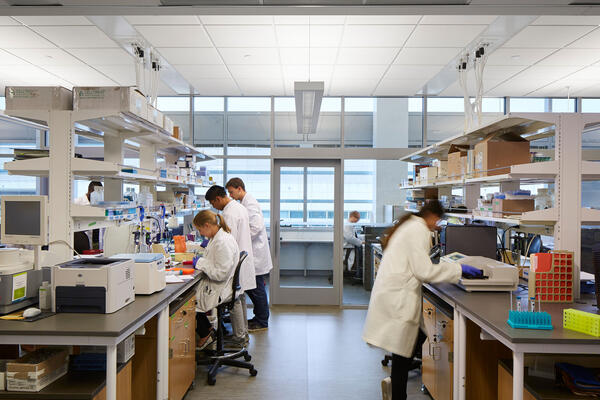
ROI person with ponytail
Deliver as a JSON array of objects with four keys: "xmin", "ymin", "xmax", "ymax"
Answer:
[
  {"xmin": 362, "ymin": 200, "xmax": 481, "ymax": 400},
  {"xmin": 193, "ymin": 210, "xmax": 240, "ymax": 350}
]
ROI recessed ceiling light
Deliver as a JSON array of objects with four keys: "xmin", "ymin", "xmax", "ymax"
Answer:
[{"xmin": 511, "ymin": 55, "xmax": 521, "ymax": 60}]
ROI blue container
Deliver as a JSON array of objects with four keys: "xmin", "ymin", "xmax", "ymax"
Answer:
[{"xmin": 507, "ymin": 310, "xmax": 553, "ymax": 330}]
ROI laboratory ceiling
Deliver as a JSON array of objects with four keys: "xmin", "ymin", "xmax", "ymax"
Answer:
[{"xmin": 0, "ymin": 14, "xmax": 599, "ymax": 97}]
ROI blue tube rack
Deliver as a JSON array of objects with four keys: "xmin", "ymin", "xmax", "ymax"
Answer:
[{"xmin": 507, "ymin": 310, "xmax": 553, "ymax": 330}]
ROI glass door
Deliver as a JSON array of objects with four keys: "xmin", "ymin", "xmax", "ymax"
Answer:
[{"xmin": 270, "ymin": 159, "xmax": 342, "ymax": 305}]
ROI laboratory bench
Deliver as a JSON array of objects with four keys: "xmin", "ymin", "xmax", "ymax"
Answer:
[
  {"xmin": 422, "ymin": 282, "xmax": 600, "ymax": 400},
  {"xmin": 0, "ymin": 272, "xmax": 202, "ymax": 400}
]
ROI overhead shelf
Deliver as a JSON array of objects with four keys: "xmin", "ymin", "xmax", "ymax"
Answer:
[
  {"xmin": 401, "ymin": 113, "xmax": 556, "ymax": 163},
  {"xmin": 581, "ymin": 208, "xmax": 600, "ymax": 225},
  {"xmin": 582, "ymin": 161, "xmax": 600, "ymax": 180}
]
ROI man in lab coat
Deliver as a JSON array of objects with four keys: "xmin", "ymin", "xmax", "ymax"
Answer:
[
  {"xmin": 226, "ymin": 178, "xmax": 272, "ymax": 332},
  {"xmin": 205, "ymin": 185, "xmax": 256, "ymax": 346}
]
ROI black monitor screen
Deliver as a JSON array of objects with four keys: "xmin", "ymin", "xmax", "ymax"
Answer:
[
  {"xmin": 444, "ymin": 225, "xmax": 497, "ymax": 259},
  {"xmin": 4, "ymin": 201, "xmax": 41, "ymax": 236}
]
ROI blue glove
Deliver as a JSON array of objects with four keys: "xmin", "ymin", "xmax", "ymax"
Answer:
[
  {"xmin": 192, "ymin": 255, "xmax": 200, "ymax": 268},
  {"xmin": 461, "ymin": 264, "xmax": 483, "ymax": 279},
  {"xmin": 200, "ymin": 238, "xmax": 209, "ymax": 248}
]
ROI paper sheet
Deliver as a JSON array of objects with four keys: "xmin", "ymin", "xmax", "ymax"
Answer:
[
  {"xmin": 12, "ymin": 272, "xmax": 27, "ymax": 302},
  {"xmin": 165, "ymin": 275, "xmax": 183, "ymax": 284}
]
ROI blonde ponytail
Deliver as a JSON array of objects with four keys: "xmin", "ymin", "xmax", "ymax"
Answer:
[{"xmin": 193, "ymin": 210, "xmax": 231, "ymax": 233}]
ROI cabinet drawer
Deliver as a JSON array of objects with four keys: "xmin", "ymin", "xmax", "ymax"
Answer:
[{"xmin": 423, "ymin": 298, "xmax": 436, "ymax": 337}]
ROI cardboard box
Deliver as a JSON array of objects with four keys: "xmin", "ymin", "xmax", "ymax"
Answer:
[
  {"xmin": 409, "ymin": 188, "xmax": 438, "ymax": 200},
  {"xmin": 460, "ymin": 155, "xmax": 468, "ymax": 177},
  {"xmin": 466, "ymin": 150, "xmax": 475, "ymax": 178},
  {"xmin": 492, "ymin": 198, "xmax": 534, "ymax": 217},
  {"xmin": 148, "ymin": 105, "xmax": 164, "ymax": 128},
  {"xmin": 420, "ymin": 166, "xmax": 438, "ymax": 184},
  {"xmin": 173, "ymin": 126, "xmax": 182, "ymax": 139},
  {"xmin": 434, "ymin": 161, "xmax": 448, "ymax": 180},
  {"xmin": 6, "ymin": 348, "xmax": 68, "ymax": 392},
  {"xmin": 447, "ymin": 144, "xmax": 469, "ymax": 179},
  {"xmin": 163, "ymin": 116, "xmax": 174, "ymax": 134},
  {"xmin": 73, "ymin": 87, "xmax": 147, "ymax": 120},
  {"xmin": 5, "ymin": 86, "xmax": 72, "ymax": 110},
  {"xmin": 474, "ymin": 134, "xmax": 530, "ymax": 177}
]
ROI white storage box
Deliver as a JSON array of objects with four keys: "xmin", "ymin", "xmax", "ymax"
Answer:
[
  {"xmin": 163, "ymin": 115, "xmax": 174, "ymax": 134},
  {"xmin": 148, "ymin": 105, "xmax": 164, "ymax": 128},
  {"xmin": 73, "ymin": 87, "xmax": 147, "ymax": 120},
  {"xmin": 6, "ymin": 348, "xmax": 68, "ymax": 392},
  {"xmin": 5, "ymin": 86, "xmax": 72, "ymax": 110},
  {"xmin": 420, "ymin": 167, "xmax": 438, "ymax": 184}
]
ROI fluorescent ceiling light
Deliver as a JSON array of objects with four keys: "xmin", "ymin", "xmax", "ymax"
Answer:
[{"xmin": 294, "ymin": 81, "xmax": 324, "ymax": 135}]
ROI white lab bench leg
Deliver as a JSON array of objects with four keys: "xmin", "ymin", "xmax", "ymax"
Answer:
[
  {"xmin": 458, "ymin": 312, "xmax": 467, "ymax": 400},
  {"xmin": 157, "ymin": 306, "xmax": 170, "ymax": 400},
  {"xmin": 106, "ymin": 344, "xmax": 117, "ymax": 400},
  {"xmin": 453, "ymin": 308, "xmax": 460, "ymax": 400},
  {"xmin": 513, "ymin": 351, "xmax": 524, "ymax": 400}
]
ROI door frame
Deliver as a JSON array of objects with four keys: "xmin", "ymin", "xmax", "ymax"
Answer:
[{"xmin": 270, "ymin": 158, "xmax": 343, "ymax": 306}]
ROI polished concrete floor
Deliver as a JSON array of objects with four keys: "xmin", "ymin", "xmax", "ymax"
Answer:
[
  {"xmin": 278, "ymin": 275, "xmax": 372, "ymax": 306},
  {"xmin": 188, "ymin": 306, "xmax": 430, "ymax": 400}
]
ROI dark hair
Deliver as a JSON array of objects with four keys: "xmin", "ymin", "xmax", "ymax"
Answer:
[
  {"xmin": 205, "ymin": 185, "xmax": 227, "ymax": 202},
  {"xmin": 381, "ymin": 200, "xmax": 445, "ymax": 250},
  {"xmin": 225, "ymin": 177, "xmax": 245, "ymax": 191},
  {"xmin": 87, "ymin": 181, "xmax": 102, "ymax": 194}
]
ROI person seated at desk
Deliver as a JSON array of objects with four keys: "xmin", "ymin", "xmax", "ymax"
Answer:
[
  {"xmin": 343, "ymin": 211, "xmax": 364, "ymax": 279},
  {"xmin": 74, "ymin": 181, "xmax": 103, "ymax": 253},
  {"xmin": 362, "ymin": 201, "xmax": 480, "ymax": 400},
  {"xmin": 192, "ymin": 210, "xmax": 240, "ymax": 350}
]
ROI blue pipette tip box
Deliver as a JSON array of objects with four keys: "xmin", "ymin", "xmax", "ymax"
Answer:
[{"xmin": 507, "ymin": 310, "xmax": 553, "ymax": 330}]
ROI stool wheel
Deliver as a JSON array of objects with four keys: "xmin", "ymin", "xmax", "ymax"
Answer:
[{"xmin": 250, "ymin": 368, "xmax": 258, "ymax": 377}]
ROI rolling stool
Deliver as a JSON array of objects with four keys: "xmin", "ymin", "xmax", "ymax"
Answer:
[{"xmin": 197, "ymin": 251, "xmax": 258, "ymax": 385}]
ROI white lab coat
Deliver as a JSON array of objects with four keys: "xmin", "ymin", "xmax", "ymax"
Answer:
[
  {"xmin": 362, "ymin": 216, "xmax": 462, "ymax": 357},
  {"xmin": 73, "ymin": 195, "xmax": 104, "ymax": 250},
  {"xmin": 195, "ymin": 228, "xmax": 240, "ymax": 313},
  {"xmin": 343, "ymin": 223, "xmax": 362, "ymax": 248},
  {"xmin": 241, "ymin": 193, "xmax": 273, "ymax": 276},
  {"xmin": 222, "ymin": 200, "xmax": 257, "ymax": 292}
]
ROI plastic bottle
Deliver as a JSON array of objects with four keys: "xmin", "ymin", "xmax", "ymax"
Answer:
[{"xmin": 38, "ymin": 281, "xmax": 50, "ymax": 311}]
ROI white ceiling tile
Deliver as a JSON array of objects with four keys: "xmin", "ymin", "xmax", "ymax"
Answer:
[
  {"xmin": 394, "ymin": 47, "xmax": 459, "ymax": 65},
  {"xmin": 191, "ymin": 78, "xmax": 240, "ymax": 95},
  {"xmin": 158, "ymin": 80, "xmax": 177, "ymax": 96},
  {"xmin": 14, "ymin": 16, "xmax": 92, "ymax": 26},
  {"xmin": 572, "ymin": 83, "xmax": 600, "ymax": 97},
  {"xmin": 374, "ymin": 79, "xmax": 423, "ymax": 96},
  {"xmin": 237, "ymin": 79, "xmax": 283, "ymax": 96},
  {"xmin": 346, "ymin": 15, "xmax": 421, "ymax": 25},
  {"xmin": 135, "ymin": 25, "xmax": 212, "ymax": 48},
  {"xmin": 532, "ymin": 16, "xmax": 600, "ymax": 25},
  {"xmin": 0, "ymin": 17, "xmax": 19, "ymax": 26},
  {"xmin": 419, "ymin": 15, "xmax": 497, "ymax": 25},
  {"xmin": 406, "ymin": 25, "xmax": 487, "ymax": 47},
  {"xmin": 0, "ymin": 65, "xmax": 71, "ymax": 86},
  {"xmin": 158, "ymin": 47, "xmax": 222, "ymax": 65},
  {"xmin": 94, "ymin": 65, "xmax": 136, "ymax": 86},
  {"xmin": 31, "ymin": 26, "xmax": 117, "ymax": 48},
  {"xmin": 486, "ymin": 48, "xmax": 556, "ymax": 66},
  {"xmin": 175, "ymin": 64, "xmax": 232, "ymax": 80},
  {"xmin": 481, "ymin": 65, "xmax": 528, "ymax": 81},
  {"xmin": 529, "ymin": 81, "xmax": 590, "ymax": 97},
  {"xmin": 309, "ymin": 16, "xmax": 346, "ymax": 25},
  {"xmin": 333, "ymin": 65, "xmax": 388, "ymax": 80},
  {"xmin": 273, "ymin": 16, "xmax": 308, "ymax": 25},
  {"xmin": 485, "ymin": 78, "xmax": 543, "ymax": 97},
  {"xmin": 279, "ymin": 47, "xmax": 337, "ymax": 65},
  {"xmin": 342, "ymin": 25, "xmax": 415, "ymax": 47},
  {"xmin": 0, "ymin": 27, "xmax": 55, "ymax": 48},
  {"xmin": 67, "ymin": 48, "xmax": 134, "ymax": 65},
  {"xmin": 207, "ymin": 25, "xmax": 277, "ymax": 47},
  {"xmin": 537, "ymin": 48, "xmax": 600, "ymax": 66},
  {"xmin": 199, "ymin": 16, "xmax": 273, "ymax": 25},
  {"xmin": 219, "ymin": 47, "xmax": 280, "ymax": 65},
  {"xmin": 329, "ymin": 78, "xmax": 379, "ymax": 96},
  {"xmin": 336, "ymin": 47, "xmax": 399, "ymax": 65},
  {"xmin": 228, "ymin": 64, "xmax": 282, "ymax": 80},
  {"xmin": 503, "ymin": 25, "xmax": 594, "ymax": 48},
  {"xmin": 561, "ymin": 66, "xmax": 600, "ymax": 82},
  {"xmin": 126, "ymin": 16, "xmax": 200, "ymax": 25},
  {"xmin": 276, "ymin": 25, "xmax": 344, "ymax": 48},
  {"xmin": 386, "ymin": 65, "xmax": 443, "ymax": 81},
  {"xmin": 568, "ymin": 28, "xmax": 600, "ymax": 49},
  {"xmin": 43, "ymin": 65, "xmax": 117, "ymax": 86},
  {"xmin": 0, "ymin": 49, "xmax": 30, "ymax": 66},
  {"xmin": 512, "ymin": 65, "xmax": 580, "ymax": 82},
  {"xmin": 9, "ymin": 48, "xmax": 85, "ymax": 66},
  {"xmin": 282, "ymin": 65, "xmax": 334, "ymax": 82}
]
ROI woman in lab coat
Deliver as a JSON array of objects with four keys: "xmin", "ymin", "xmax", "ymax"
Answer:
[
  {"xmin": 362, "ymin": 201, "xmax": 479, "ymax": 400},
  {"xmin": 193, "ymin": 210, "xmax": 240, "ymax": 350}
]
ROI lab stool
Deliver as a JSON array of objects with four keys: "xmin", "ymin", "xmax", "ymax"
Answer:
[{"xmin": 197, "ymin": 251, "xmax": 258, "ymax": 385}]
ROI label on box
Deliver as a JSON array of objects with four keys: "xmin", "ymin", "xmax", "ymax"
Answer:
[
  {"xmin": 77, "ymin": 88, "xmax": 105, "ymax": 99},
  {"xmin": 12, "ymin": 272, "xmax": 27, "ymax": 302},
  {"xmin": 7, "ymin": 88, "xmax": 39, "ymax": 99}
]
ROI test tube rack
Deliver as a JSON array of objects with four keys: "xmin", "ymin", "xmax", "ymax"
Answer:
[
  {"xmin": 507, "ymin": 310, "xmax": 553, "ymax": 330},
  {"xmin": 528, "ymin": 251, "xmax": 574, "ymax": 303}
]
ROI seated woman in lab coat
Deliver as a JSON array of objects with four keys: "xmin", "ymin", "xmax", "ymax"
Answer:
[
  {"xmin": 362, "ymin": 200, "xmax": 481, "ymax": 400},
  {"xmin": 193, "ymin": 210, "xmax": 240, "ymax": 350}
]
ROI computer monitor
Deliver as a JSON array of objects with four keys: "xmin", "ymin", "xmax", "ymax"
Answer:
[
  {"xmin": 444, "ymin": 224, "xmax": 497, "ymax": 259},
  {"xmin": 1, "ymin": 195, "xmax": 48, "ymax": 246}
]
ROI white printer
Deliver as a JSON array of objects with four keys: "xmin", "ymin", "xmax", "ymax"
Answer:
[
  {"xmin": 442, "ymin": 252, "xmax": 519, "ymax": 292},
  {"xmin": 53, "ymin": 258, "xmax": 135, "ymax": 314},
  {"xmin": 110, "ymin": 253, "xmax": 166, "ymax": 295}
]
